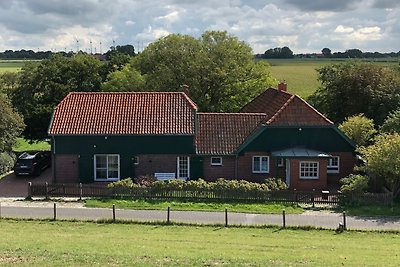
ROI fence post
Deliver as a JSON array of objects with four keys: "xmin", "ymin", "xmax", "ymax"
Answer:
[
  {"xmin": 282, "ymin": 209, "xmax": 286, "ymax": 228},
  {"xmin": 53, "ymin": 203, "xmax": 57, "ymax": 220},
  {"xmin": 28, "ymin": 182, "xmax": 32, "ymax": 199},
  {"xmin": 225, "ymin": 208, "xmax": 228, "ymax": 227},
  {"xmin": 167, "ymin": 207, "xmax": 170, "ymax": 223},
  {"xmin": 112, "ymin": 204, "xmax": 116, "ymax": 222},
  {"xmin": 343, "ymin": 211, "xmax": 346, "ymax": 230},
  {"xmin": 312, "ymin": 189, "xmax": 315, "ymax": 208},
  {"xmin": 79, "ymin": 183, "xmax": 83, "ymax": 201},
  {"xmin": 45, "ymin": 182, "xmax": 49, "ymax": 200}
]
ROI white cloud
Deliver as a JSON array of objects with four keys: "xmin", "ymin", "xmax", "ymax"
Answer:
[
  {"xmin": 350, "ymin": 26, "xmax": 382, "ymax": 41},
  {"xmin": 155, "ymin": 11, "xmax": 181, "ymax": 23},
  {"xmin": 334, "ymin": 25, "xmax": 355, "ymax": 33}
]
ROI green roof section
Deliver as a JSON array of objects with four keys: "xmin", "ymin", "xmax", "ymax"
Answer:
[{"xmin": 271, "ymin": 147, "xmax": 332, "ymax": 158}]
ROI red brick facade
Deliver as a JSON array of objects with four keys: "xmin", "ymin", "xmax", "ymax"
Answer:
[
  {"xmin": 134, "ymin": 154, "xmax": 186, "ymax": 178},
  {"xmin": 54, "ymin": 154, "xmax": 79, "ymax": 183}
]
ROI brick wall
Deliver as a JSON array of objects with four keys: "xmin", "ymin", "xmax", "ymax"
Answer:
[
  {"xmin": 134, "ymin": 154, "xmax": 182, "ymax": 177},
  {"xmin": 289, "ymin": 159, "xmax": 328, "ymax": 191},
  {"xmin": 202, "ymin": 156, "xmax": 236, "ymax": 181},
  {"xmin": 327, "ymin": 152, "xmax": 356, "ymax": 185}
]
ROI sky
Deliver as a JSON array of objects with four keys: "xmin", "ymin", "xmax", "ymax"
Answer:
[{"xmin": 0, "ymin": 0, "xmax": 399, "ymax": 54}]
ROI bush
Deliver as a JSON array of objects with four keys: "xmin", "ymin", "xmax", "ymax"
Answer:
[
  {"xmin": 107, "ymin": 178, "xmax": 138, "ymax": 189},
  {"xmin": 135, "ymin": 175, "xmax": 156, "ymax": 187},
  {"xmin": 340, "ymin": 174, "xmax": 369, "ymax": 194},
  {"xmin": 0, "ymin": 152, "xmax": 16, "ymax": 174}
]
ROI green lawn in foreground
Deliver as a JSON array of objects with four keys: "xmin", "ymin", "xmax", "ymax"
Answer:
[
  {"xmin": 0, "ymin": 220, "xmax": 399, "ymax": 266},
  {"xmin": 13, "ymin": 138, "xmax": 50, "ymax": 153},
  {"xmin": 85, "ymin": 199, "xmax": 304, "ymax": 214}
]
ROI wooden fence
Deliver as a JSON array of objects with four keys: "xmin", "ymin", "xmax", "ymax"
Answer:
[{"xmin": 28, "ymin": 182, "xmax": 393, "ymax": 206}]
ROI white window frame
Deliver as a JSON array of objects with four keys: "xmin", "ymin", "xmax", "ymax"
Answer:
[
  {"xmin": 299, "ymin": 161, "xmax": 319, "ymax": 180},
  {"xmin": 94, "ymin": 154, "xmax": 120, "ymax": 182},
  {"xmin": 133, "ymin": 156, "xmax": 139, "ymax": 166},
  {"xmin": 252, "ymin": 156, "xmax": 270, "ymax": 173},
  {"xmin": 177, "ymin": 156, "xmax": 190, "ymax": 179},
  {"xmin": 327, "ymin": 156, "xmax": 340, "ymax": 174},
  {"xmin": 211, "ymin": 157, "xmax": 222, "ymax": 166},
  {"xmin": 277, "ymin": 158, "xmax": 284, "ymax": 167}
]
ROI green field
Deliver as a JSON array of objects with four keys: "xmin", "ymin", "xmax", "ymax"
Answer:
[
  {"xmin": 266, "ymin": 58, "xmax": 400, "ymax": 99},
  {"xmin": 12, "ymin": 138, "xmax": 50, "ymax": 153},
  {"xmin": 0, "ymin": 220, "xmax": 399, "ymax": 266},
  {"xmin": 0, "ymin": 60, "xmax": 27, "ymax": 73}
]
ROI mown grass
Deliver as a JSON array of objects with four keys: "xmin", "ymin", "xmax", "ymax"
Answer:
[
  {"xmin": 12, "ymin": 138, "xmax": 50, "ymax": 153},
  {"xmin": 85, "ymin": 198, "xmax": 304, "ymax": 214},
  {"xmin": 0, "ymin": 219, "xmax": 399, "ymax": 266},
  {"xmin": 343, "ymin": 204, "xmax": 400, "ymax": 217}
]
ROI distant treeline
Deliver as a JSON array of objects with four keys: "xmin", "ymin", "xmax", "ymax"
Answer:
[
  {"xmin": 256, "ymin": 47, "xmax": 400, "ymax": 59},
  {"xmin": 0, "ymin": 45, "xmax": 136, "ymax": 60}
]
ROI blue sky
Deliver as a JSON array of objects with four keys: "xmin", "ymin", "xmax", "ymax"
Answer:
[{"xmin": 0, "ymin": 0, "xmax": 399, "ymax": 54}]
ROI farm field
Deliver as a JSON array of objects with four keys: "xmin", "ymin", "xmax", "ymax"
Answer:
[
  {"xmin": 266, "ymin": 58, "xmax": 400, "ymax": 99},
  {"xmin": 0, "ymin": 60, "xmax": 27, "ymax": 73},
  {"xmin": 0, "ymin": 220, "xmax": 400, "ymax": 266}
]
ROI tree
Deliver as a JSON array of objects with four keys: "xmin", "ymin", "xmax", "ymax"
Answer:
[
  {"xmin": 358, "ymin": 133, "xmax": 400, "ymax": 197},
  {"xmin": 345, "ymin": 49, "xmax": 363, "ymax": 58},
  {"xmin": 0, "ymin": 94, "xmax": 24, "ymax": 152},
  {"xmin": 381, "ymin": 108, "xmax": 400, "ymax": 133},
  {"xmin": 321, "ymin": 48, "xmax": 331, "ymax": 58},
  {"xmin": 102, "ymin": 64, "xmax": 145, "ymax": 92},
  {"xmin": 308, "ymin": 61, "xmax": 400, "ymax": 125},
  {"xmin": 338, "ymin": 114, "xmax": 376, "ymax": 147},
  {"xmin": 133, "ymin": 31, "xmax": 276, "ymax": 111},
  {"xmin": 9, "ymin": 54, "xmax": 104, "ymax": 141},
  {"xmin": 263, "ymin": 47, "xmax": 294, "ymax": 59}
]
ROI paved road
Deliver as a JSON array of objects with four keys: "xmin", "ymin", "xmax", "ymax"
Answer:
[{"xmin": 1, "ymin": 202, "xmax": 400, "ymax": 230}]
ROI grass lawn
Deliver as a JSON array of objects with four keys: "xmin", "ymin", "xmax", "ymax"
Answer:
[
  {"xmin": 85, "ymin": 199, "xmax": 304, "ymax": 214},
  {"xmin": 0, "ymin": 60, "xmax": 27, "ymax": 73},
  {"xmin": 343, "ymin": 204, "xmax": 400, "ymax": 217},
  {"xmin": 0, "ymin": 220, "xmax": 399, "ymax": 266},
  {"xmin": 12, "ymin": 138, "xmax": 50, "ymax": 153}
]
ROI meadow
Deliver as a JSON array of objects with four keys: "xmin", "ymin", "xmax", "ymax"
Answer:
[
  {"xmin": 0, "ymin": 220, "xmax": 399, "ymax": 266},
  {"xmin": 0, "ymin": 60, "xmax": 26, "ymax": 73}
]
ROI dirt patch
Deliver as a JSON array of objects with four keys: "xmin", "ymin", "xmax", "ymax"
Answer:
[{"xmin": 0, "ymin": 254, "xmax": 27, "ymax": 264}]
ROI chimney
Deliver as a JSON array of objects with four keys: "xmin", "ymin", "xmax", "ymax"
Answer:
[
  {"xmin": 278, "ymin": 81, "xmax": 287, "ymax": 92},
  {"xmin": 181, "ymin": 84, "xmax": 190, "ymax": 96}
]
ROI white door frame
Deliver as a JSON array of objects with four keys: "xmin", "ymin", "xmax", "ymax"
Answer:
[{"xmin": 285, "ymin": 159, "xmax": 290, "ymax": 187}]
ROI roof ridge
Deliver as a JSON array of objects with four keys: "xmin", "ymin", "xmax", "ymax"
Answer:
[
  {"xmin": 68, "ymin": 91, "xmax": 188, "ymax": 95},
  {"xmin": 266, "ymin": 94, "xmax": 296, "ymax": 124},
  {"xmin": 198, "ymin": 112, "xmax": 267, "ymax": 116}
]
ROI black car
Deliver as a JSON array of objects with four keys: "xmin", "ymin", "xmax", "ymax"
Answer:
[{"xmin": 14, "ymin": 151, "xmax": 51, "ymax": 176}]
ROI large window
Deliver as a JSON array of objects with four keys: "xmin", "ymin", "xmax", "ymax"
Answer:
[
  {"xmin": 300, "ymin": 161, "xmax": 319, "ymax": 179},
  {"xmin": 252, "ymin": 156, "xmax": 269, "ymax": 173},
  {"xmin": 177, "ymin": 156, "xmax": 190, "ymax": 179},
  {"xmin": 94, "ymin": 154, "xmax": 120, "ymax": 181},
  {"xmin": 327, "ymin": 156, "xmax": 340, "ymax": 174}
]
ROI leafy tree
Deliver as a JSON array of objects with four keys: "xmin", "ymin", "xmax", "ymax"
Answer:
[
  {"xmin": 308, "ymin": 61, "xmax": 400, "ymax": 125},
  {"xmin": 338, "ymin": 114, "xmax": 376, "ymax": 147},
  {"xmin": 340, "ymin": 174, "xmax": 369, "ymax": 194},
  {"xmin": 9, "ymin": 54, "xmax": 104, "ymax": 141},
  {"xmin": 321, "ymin": 48, "xmax": 331, "ymax": 58},
  {"xmin": 345, "ymin": 49, "xmax": 363, "ymax": 58},
  {"xmin": 358, "ymin": 133, "xmax": 400, "ymax": 197},
  {"xmin": 102, "ymin": 64, "xmax": 145, "ymax": 92},
  {"xmin": 264, "ymin": 46, "xmax": 294, "ymax": 59},
  {"xmin": 381, "ymin": 108, "xmax": 400, "ymax": 133},
  {"xmin": 0, "ymin": 94, "xmax": 24, "ymax": 152},
  {"xmin": 133, "ymin": 31, "xmax": 276, "ymax": 111}
]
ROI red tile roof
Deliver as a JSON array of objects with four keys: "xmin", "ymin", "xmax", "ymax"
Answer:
[
  {"xmin": 49, "ymin": 92, "xmax": 197, "ymax": 135},
  {"xmin": 240, "ymin": 88, "xmax": 333, "ymax": 125},
  {"xmin": 196, "ymin": 113, "xmax": 267, "ymax": 155}
]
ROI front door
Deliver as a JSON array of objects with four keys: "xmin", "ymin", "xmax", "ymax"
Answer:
[{"xmin": 285, "ymin": 159, "xmax": 290, "ymax": 187}]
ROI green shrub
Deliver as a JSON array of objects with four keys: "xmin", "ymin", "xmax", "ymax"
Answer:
[
  {"xmin": 340, "ymin": 174, "xmax": 369, "ymax": 194},
  {"xmin": 135, "ymin": 175, "xmax": 156, "ymax": 187},
  {"xmin": 264, "ymin": 178, "xmax": 288, "ymax": 191},
  {"xmin": 107, "ymin": 178, "xmax": 138, "ymax": 189},
  {"xmin": 0, "ymin": 152, "xmax": 16, "ymax": 174}
]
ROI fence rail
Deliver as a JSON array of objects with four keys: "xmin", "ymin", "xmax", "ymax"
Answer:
[{"xmin": 28, "ymin": 183, "xmax": 393, "ymax": 206}]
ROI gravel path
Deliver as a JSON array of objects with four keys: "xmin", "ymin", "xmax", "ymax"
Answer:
[{"xmin": 1, "ymin": 198, "xmax": 400, "ymax": 230}]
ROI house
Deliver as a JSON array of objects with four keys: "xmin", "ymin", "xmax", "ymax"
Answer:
[{"xmin": 48, "ymin": 83, "xmax": 356, "ymax": 190}]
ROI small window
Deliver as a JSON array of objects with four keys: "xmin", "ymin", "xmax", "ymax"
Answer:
[
  {"xmin": 252, "ymin": 156, "xmax": 269, "ymax": 173},
  {"xmin": 94, "ymin": 154, "xmax": 120, "ymax": 181},
  {"xmin": 133, "ymin": 156, "xmax": 139, "ymax": 166},
  {"xmin": 277, "ymin": 158, "xmax": 284, "ymax": 167},
  {"xmin": 327, "ymin": 156, "xmax": 340, "ymax": 174},
  {"xmin": 300, "ymin": 161, "xmax": 319, "ymax": 179},
  {"xmin": 211, "ymin": 157, "xmax": 222, "ymax": 166}
]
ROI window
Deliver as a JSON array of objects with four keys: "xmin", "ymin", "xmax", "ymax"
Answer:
[
  {"xmin": 252, "ymin": 156, "xmax": 269, "ymax": 173},
  {"xmin": 211, "ymin": 157, "xmax": 222, "ymax": 166},
  {"xmin": 133, "ymin": 156, "xmax": 139, "ymax": 166},
  {"xmin": 300, "ymin": 161, "xmax": 319, "ymax": 179},
  {"xmin": 277, "ymin": 158, "xmax": 284, "ymax": 167},
  {"xmin": 177, "ymin": 156, "xmax": 190, "ymax": 179},
  {"xmin": 94, "ymin": 154, "xmax": 120, "ymax": 181},
  {"xmin": 327, "ymin": 156, "xmax": 340, "ymax": 174}
]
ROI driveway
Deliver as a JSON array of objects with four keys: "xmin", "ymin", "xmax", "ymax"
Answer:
[{"xmin": 0, "ymin": 168, "xmax": 53, "ymax": 197}]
